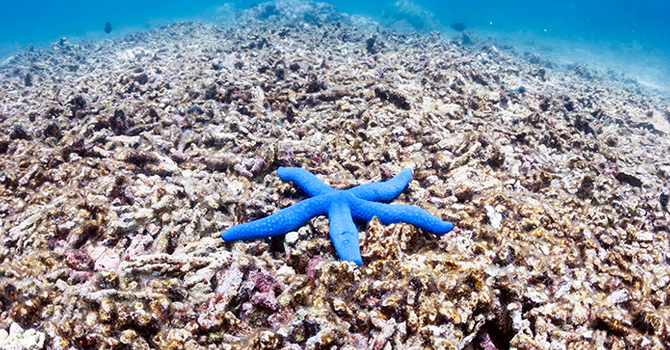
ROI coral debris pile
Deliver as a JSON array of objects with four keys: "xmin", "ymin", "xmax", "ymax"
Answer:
[{"xmin": 1, "ymin": 0, "xmax": 670, "ymax": 349}]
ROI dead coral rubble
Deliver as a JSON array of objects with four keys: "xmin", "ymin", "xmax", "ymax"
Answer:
[{"xmin": 1, "ymin": 0, "xmax": 670, "ymax": 349}]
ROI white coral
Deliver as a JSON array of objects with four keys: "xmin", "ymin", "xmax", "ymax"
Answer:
[{"xmin": 0, "ymin": 323, "xmax": 45, "ymax": 350}]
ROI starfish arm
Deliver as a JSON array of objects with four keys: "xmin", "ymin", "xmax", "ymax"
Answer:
[
  {"xmin": 327, "ymin": 199, "xmax": 363, "ymax": 265},
  {"xmin": 350, "ymin": 199, "xmax": 454, "ymax": 234},
  {"xmin": 221, "ymin": 197, "xmax": 329, "ymax": 241},
  {"xmin": 347, "ymin": 168, "xmax": 413, "ymax": 201},
  {"xmin": 277, "ymin": 167, "xmax": 336, "ymax": 197}
]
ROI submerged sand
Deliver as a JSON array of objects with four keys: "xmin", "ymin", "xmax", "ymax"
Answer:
[{"xmin": 1, "ymin": 1, "xmax": 670, "ymax": 349}]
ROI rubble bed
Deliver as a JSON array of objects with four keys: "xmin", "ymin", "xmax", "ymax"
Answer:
[{"xmin": 1, "ymin": 1, "xmax": 670, "ymax": 349}]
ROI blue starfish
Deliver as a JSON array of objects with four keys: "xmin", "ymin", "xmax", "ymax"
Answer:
[{"xmin": 221, "ymin": 167, "xmax": 454, "ymax": 265}]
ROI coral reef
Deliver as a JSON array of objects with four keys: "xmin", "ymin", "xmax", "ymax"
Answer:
[
  {"xmin": 0, "ymin": 0, "xmax": 669, "ymax": 349},
  {"xmin": 380, "ymin": 0, "xmax": 441, "ymax": 33}
]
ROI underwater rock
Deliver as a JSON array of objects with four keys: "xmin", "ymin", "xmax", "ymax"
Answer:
[
  {"xmin": 365, "ymin": 35, "xmax": 382, "ymax": 55},
  {"xmin": 380, "ymin": 0, "xmax": 440, "ymax": 32},
  {"xmin": 615, "ymin": 171, "xmax": 642, "ymax": 187},
  {"xmin": 450, "ymin": 22, "xmax": 466, "ymax": 32},
  {"xmin": 23, "ymin": 72, "xmax": 32, "ymax": 87},
  {"xmin": 375, "ymin": 87, "xmax": 410, "ymax": 110},
  {"xmin": 660, "ymin": 190, "xmax": 669, "ymax": 209},
  {"xmin": 0, "ymin": 323, "xmax": 45, "ymax": 350}
]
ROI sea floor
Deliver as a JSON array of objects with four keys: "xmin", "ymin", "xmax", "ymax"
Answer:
[
  {"xmin": 473, "ymin": 27, "xmax": 670, "ymax": 96},
  {"xmin": 1, "ymin": 1, "xmax": 670, "ymax": 349}
]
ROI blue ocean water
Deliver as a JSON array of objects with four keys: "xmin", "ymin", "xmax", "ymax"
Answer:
[{"xmin": 1, "ymin": 0, "xmax": 669, "ymax": 92}]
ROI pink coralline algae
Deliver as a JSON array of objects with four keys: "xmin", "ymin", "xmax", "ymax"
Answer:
[
  {"xmin": 65, "ymin": 249, "xmax": 93, "ymax": 270},
  {"xmin": 475, "ymin": 331, "xmax": 499, "ymax": 350},
  {"xmin": 248, "ymin": 269, "xmax": 282, "ymax": 294},
  {"xmin": 251, "ymin": 291, "xmax": 278, "ymax": 310},
  {"xmin": 93, "ymin": 249, "xmax": 120, "ymax": 271},
  {"xmin": 244, "ymin": 269, "xmax": 283, "ymax": 311},
  {"xmin": 280, "ymin": 144, "xmax": 296, "ymax": 166},
  {"xmin": 171, "ymin": 114, "xmax": 188, "ymax": 128},
  {"xmin": 233, "ymin": 155, "xmax": 268, "ymax": 177},
  {"xmin": 306, "ymin": 255, "xmax": 325, "ymax": 281},
  {"xmin": 602, "ymin": 162, "xmax": 619, "ymax": 176}
]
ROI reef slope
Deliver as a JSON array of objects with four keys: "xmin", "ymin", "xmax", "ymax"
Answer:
[{"xmin": 1, "ymin": 1, "xmax": 670, "ymax": 349}]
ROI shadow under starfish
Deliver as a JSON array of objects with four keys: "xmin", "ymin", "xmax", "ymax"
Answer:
[{"xmin": 221, "ymin": 167, "xmax": 454, "ymax": 265}]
